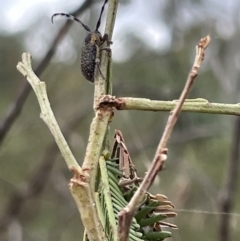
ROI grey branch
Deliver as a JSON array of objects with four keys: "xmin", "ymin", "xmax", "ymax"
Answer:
[{"xmin": 16, "ymin": 52, "xmax": 80, "ymax": 171}]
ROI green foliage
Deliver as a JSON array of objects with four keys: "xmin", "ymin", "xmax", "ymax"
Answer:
[{"xmin": 98, "ymin": 156, "xmax": 175, "ymax": 241}]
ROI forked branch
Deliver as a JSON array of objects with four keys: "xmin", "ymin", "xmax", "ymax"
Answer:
[
  {"xmin": 118, "ymin": 35, "xmax": 211, "ymax": 241},
  {"xmin": 16, "ymin": 1, "xmax": 119, "ymax": 241},
  {"xmin": 16, "ymin": 53, "xmax": 106, "ymax": 241}
]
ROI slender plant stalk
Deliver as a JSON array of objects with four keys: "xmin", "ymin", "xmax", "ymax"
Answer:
[
  {"xmin": 100, "ymin": 0, "xmax": 118, "ymax": 161},
  {"xmin": 71, "ymin": 0, "xmax": 120, "ymax": 238},
  {"xmin": 70, "ymin": 167, "xmax": 106, "ymax": 241},
  {"xmin": 118, "ymin": 35, "xmax": 211, "ymax": 241},
  {"xmin": 16, "ymin": 53, "xmax": 80, "ymax": 171},
  {"xmin": 94, "ymin": 0, "xmax": 119, "ymax": 109},
  {"xmin": 116, "ymin": 97, "xmax": 240, "ymax": 116},
  {"xmin": 82, "ymin": 108, "xmax": 113, "ymax": 192},
  {"xmin": 98, "ymin": 96, "xmax": 240, "ymax": 116},
  {"xmin": 85, "ymin": 0, "xmax": 119, "ymax": 193}
]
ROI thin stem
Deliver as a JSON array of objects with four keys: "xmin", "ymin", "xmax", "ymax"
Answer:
[
  {"xmin": 116, "ymin": 98, "xmax": 240, "ymax": 116},
  {"xmin": 70, "ymin": 167, "xmax": 106, "ymax": 241},
  {"xmin": 155, "ymin": 35, "xmax": 210, "ymax": 152},
  {"xmin": 118, "ymin": 35, "xmax": 211, "ymax": 241},
  {"xmin": 94, "ymin": 0, "xmax": 119, "ymax": 108},
  {"xmin": 85, "ymin": 0, "xmax": 119, "ymax": 193},
  {"xmin": 82, "ymin": 107, "xmax": 113, "ymax": 191},
  {"xmin": 16, "ymin": 53, "xmax": 80, "ymax": 171}
]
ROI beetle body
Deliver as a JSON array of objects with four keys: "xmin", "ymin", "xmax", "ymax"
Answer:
[
  {"xmin": 81, "ymin": 31, "xmax": 103, "ymax": 82},
  {"xmin": 51, "ymin": 0, "xmax": 109, "ymax": 83}
]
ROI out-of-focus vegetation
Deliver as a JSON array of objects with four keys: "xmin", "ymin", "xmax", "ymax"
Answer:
[{"xmin": 0, "ymin": 0, "xmax": 240, "ymax": 241}]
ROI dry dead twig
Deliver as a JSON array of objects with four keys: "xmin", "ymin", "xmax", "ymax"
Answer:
[{"xmin": 118, "ymin": 35, "xmax": 211, "ymax": 241}]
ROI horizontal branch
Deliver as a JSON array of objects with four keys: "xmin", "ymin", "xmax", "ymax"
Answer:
[{"xmin": 106, "ymin": 97, "xmax": 240, "ymax": 116}]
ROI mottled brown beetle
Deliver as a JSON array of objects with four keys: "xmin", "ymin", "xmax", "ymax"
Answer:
[{"xmin": 51, "ymin": 0, "xmax": 110, "ymax": 82}]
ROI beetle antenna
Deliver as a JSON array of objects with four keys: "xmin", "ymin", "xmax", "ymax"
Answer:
[
  {"xmin": 95, "ymin": 0, "xmax": 108, "ymax": 31},
  {"xmin": 51, "ymin": 13, "xmax": 91, "ymax": 32}
]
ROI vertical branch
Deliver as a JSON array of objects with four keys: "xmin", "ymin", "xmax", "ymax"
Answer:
[
  {"xmin": 84, "ymin": 0, "xmax": 119, "ymax": 192},
  {"xmin": 70, "ymin": 168, "xmax": 106, "ymax": 241},
  {"xmin": 104, "ymin": 0, "xmax": 119, "ymax": 41},
  {"xmin": 82, "ymin": 106, "xmax": 113, "ymax": 191},
  {"xmin": 69, "ymin": 2, "xmax": 120, "ymax": 238},
  {"xmin": 118, "ymin": 35, "xmax": 211, "ymax": 241},
  {"xmin": 94, "ymin": 0, "xmax": 119, "ymax": 108},
  {"xmin": 100, "ymin": 0, "xmax": 119, "ymax": 156},
  {"xmin": 219, "ymin": 117, "xmax": 240, "ymax": 241}
]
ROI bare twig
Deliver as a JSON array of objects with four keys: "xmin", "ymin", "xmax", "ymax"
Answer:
[
  {"xmin": 17, "ymin": 53, "xmax": 80, "ymax": 171},
  {"xmin": 68, "ymin": 103, "xmax": 113, "ymax": 241},
  {"xmin": 69, "ymin": 167, "xmax": 106, "ymax": 241},
  {"xmin": 113, "ymin": 97, "xmax": 240, "ymax": 116},
  {"xmin": 94, "ymin": 0, "xmax": 119, "ymax": 108},
  {"xmin": 83, "ymin": 0, "xmax": 119, "ymax": 193},
  {"xmin": 81, "ymin": 104, "xmax": 113, "ymax": 191},
  {"xmin": 218, "ymin": 117, "xmax": 240, "ymax": 241},
  {"xmin": 0, "ymin": 0, "xmax": 93, "ymax": 145},
  {"xmin": 118, "ymin": 35, "xmax": 211, "ymax": 241}
]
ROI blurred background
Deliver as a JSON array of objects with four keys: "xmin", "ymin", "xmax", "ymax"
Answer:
[{"xmin": 0, "ymin": 0, "xmax": 240, "ymax": 240}]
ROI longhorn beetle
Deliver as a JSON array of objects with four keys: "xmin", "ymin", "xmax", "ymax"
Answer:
[{"xmin": 51, "ymin": 0, "xmax": 111, "ymax": 83}]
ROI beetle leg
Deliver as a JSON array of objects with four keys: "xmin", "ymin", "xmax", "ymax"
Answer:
[
  {"xmin": 100, "ymin": 47, "xmax": 112, "ymax": 58},
  {"xmin": 102, "ymin": 33, "xmax": 113, "ymax": 45},
  {"xmin": 95, "ymin": 57, "xmax": 105, "ymax": 80}
]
